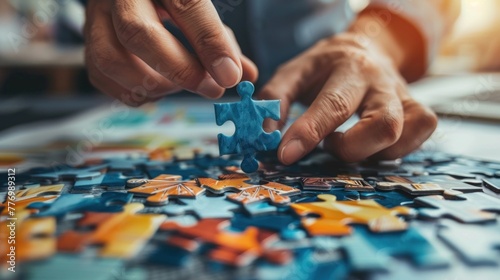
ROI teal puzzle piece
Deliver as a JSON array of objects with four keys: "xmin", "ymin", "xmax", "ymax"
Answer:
[{"xmin": 214, "ymin": 81, "xmax": 281, "ymax": 173}]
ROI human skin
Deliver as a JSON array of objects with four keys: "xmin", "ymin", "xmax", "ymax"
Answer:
[{"xmin": 84, "ymin": 0, "xmax": 438, "ymax": 164}]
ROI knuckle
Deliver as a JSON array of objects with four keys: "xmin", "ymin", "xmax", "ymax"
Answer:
[
  {"xmin": 303, "ymin": 117, "xmax": 325, "ymax": 144},
  {"xmin": 115, "ymin": 17, "xmax": 154, "ymax": 47},
  {"xmin": 419, "ymin": 106, "xmax": 438, "ymax": 131},
  {"xmin": 194, "ymin": 28, "xmax": 225, "ymax": 51},
  {"xmin": 169, "ymin": 0, "xmax": 204, "ymax": 14},
  {"xmin": 169, "ymin": 64, "xmax": 197, "ymax": 86},
  {"xmin": 321, "ymin": 91, "xmax": 351, "ymax": 121},
  {"xmin": 91, "ymin": 48, "xmax": 117, "ymax": 75},
  {"xmin": 378, "ymin": 112, "xmax": 403, "ymax": 144}
]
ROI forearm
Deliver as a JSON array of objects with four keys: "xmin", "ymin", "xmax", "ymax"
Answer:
[{"xmin": 347, "ymin": 7, "xmax": 426, "ymax": 82}]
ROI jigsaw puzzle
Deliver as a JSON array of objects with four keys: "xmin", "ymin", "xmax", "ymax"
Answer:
[
  {"xmin": 2, "ymin": 101, "xmax": 500, "ymax": 280},
  {"xmin": 214, "ymin": 81, "xmax": 281, "ymax": 173}
]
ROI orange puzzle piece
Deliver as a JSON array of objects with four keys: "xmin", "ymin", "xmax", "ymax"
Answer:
[
  {"xmin": 58, "ymin": 203, "xmax": 165, "ymax": 258},
  {"xmin": 198, "ymin": 174, "xmax": 300, "ymax": 205},
  {"xmin": 163, "ymin": 218, "xmax": 289, "ymax": 266},
  {"xmin": 127, "ymin": 174, "xmax": 205, "ymax": 205},
  {"xmin": 1, "ymin": 184, "xmax": 63, "ymax": 216},
  {"xmin": 291, "ymin": 194, "xmax": 414, "ymax": 236},
  {"xmin": 0, "ymin": 210, "xmax": 56, "ymax": 267}
]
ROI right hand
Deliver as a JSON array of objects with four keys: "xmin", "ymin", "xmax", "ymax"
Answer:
[{"xmin": 84, "ymin": 0, "xmax": 258, "ymax": 106}]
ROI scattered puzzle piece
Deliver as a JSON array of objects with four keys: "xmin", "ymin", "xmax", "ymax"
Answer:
[
  {"xmin": 198, "ymin": 174, "xmax": 300, "ymax": 205},
  {"xmin": 29, "ymin": 192, "xmax": 133, "ymax": 218},
  {"xmin": 291, "ymin": 194, "xmax": 414, "ymax": 236},
  {"xmin": 160, "ymin": 193, "xmax": 240, "ymax": 219},
  {"xmin": 31, "ymin": 164, "xmax": 108, "ymax": 181},
  {"xmin": 58, "ymin": 203, "xmax": 165, "ymax": 258},
  {"xmin": 483, "ymin": 178, "xmax": 500, "ymax": 193},
  {"xmin": 302, "ymin": 175, "xmax": 374, "ymax": 191},
  {"xmin": 162, "ymin": 218, "xmax": 288, "ymax": 266},
  {"xmin": 24, "ymin": 254, "xmax": 126, "ymax": 280},
  {"xmin": 437, "ymin": 220, "xmax": 500, "ymax": 265},
  {"xmin": 353, "ymin": 225, "xmax": 450, "ymax": 268},
  {"xmin": 127, "ymin": 174, "xmax": 205, "ymax": 205},
  {"xmin": 231, "ymin": 212, "xmax": 305, "ymax": 240},
  {"xmin": 214, "ymin": 81, "xmax": 281, "ymax": 173},
  {"xmin": 0, "ymin": 210, "xmax": 56, "ymax": 265},
  {"xmin": 72, "ymin": 171, "xmax": 144, "ymax": 193},
  {"xmin": 378, "ymin": 175, "xmax": 481, "ymax": 198},
  {"xmin": 415, "ymin": 192, "xmax": 500, "ymax": 223},
  {"xmin": 12, "ymin": 184, "xmax": 64, "ymax": 200}
]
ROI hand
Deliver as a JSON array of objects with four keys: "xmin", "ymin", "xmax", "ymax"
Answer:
[
  {"xmin": 84, "ymin": 0, "xmax": 257, "ymax": 106},
  {"xmin": 258, "ymin": 34, "xmax": 437, "ymax": 164}
]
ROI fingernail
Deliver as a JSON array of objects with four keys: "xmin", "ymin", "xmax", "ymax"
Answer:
[
  {"xmin": 212, "ymin": 57, "xmax": 240, "ymax": 88},
  {"xmin": 196, "ymin": 76, "xmax": 224, "ymax": 98},
  {"xmin": 280, "ymin": 139, "xmax": 305, "ymax": 165}
]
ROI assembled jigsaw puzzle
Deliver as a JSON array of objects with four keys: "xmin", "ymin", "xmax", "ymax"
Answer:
[{"xmin": 1, "ymin": 82, "xmax": 500, "ymax": 279}]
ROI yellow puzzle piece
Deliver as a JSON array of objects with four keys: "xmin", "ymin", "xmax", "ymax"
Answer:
[
  {"xmin": 198, "ymin": 174, "xmax": 300, "ymax": 205},
  {"xmin": 291, "ymin": 194, "xmax": 414, "ymax": 236},
  {"xmin": 127, "ymin": 175, "xmax": 205, "ymax": 205}
]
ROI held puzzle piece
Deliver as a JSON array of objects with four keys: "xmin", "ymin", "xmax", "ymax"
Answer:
[
  {"xmin": 214, "ymin": 81, "xmax": 281, "ymax": 173},
  {"xmin": 198, "ymin": 174, "xmax": 300, "ymax": 205},
  {"xmin": 58, "ymin": 203, "xmax": 165, "ymax": 258},
  {"xmin": 127, "ymin": 175, "xmax": 205, "ymax": 206},
  {"xmin": 291, "ymin": 194, "xmax": 414, "ymax": 236}
]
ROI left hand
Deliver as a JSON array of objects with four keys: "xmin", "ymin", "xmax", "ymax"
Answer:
[{"xmin": 258, "ymin": 33, "xmax": 438, "ymax": 164}]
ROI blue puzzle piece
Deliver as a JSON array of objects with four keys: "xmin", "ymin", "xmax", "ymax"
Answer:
[
  {"xmin": 214, "ymin": 81, "xmax": 281, "ymax": 173},
  {"xmin": 72, "ymin": 171, "xmax": 145, "ymax": 193},
  {"xmin": 160, "ymin": 194, "xmax": 240, "ymax": 219},
  {"xmin": 28, "ymin": 192, "xmax": 133, "ymax": 218},
  {"xmin": 231, "ymin": 212, "xmax": 305, "ymax": 240},
  {"xmin": 25, "ymin": 254, "xmax": 126, "ymax": 280},
  {"xmin": 353, "ymin": 225, "xmax": 449, "ymax": 268},
  {"xmin": 31, "ymin": 164, "xmax": 108, "ymax": 181}
]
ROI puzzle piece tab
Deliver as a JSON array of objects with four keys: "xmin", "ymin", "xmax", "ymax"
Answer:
[
  {"xmin": 214, "ymin": 81, "xmax": 281, "ymax": 173},
  {"xmin": 198, "ymin": 174, "xmax": 300, "ymax": 205},
  {"xmin": 291, "ymin": 194, "xmax": 413, "ymax": 236}
]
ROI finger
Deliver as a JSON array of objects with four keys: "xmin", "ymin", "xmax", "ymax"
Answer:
[
  {"xmin": 111, "ymin": 0, "xmax": 224, "ymax": 98},
  {"xmin": 278, "ymin": 67, "xmax": 369, "ymax": 165},
  {"xmin": 88, "ymin": 5, "xmax": 182, "ymax": 97},
  {"xmin": 323, "ymin": 89, "xmax": 404, "ymax": 162},
  {"xmin": 87, "ymin": 51, "xmax": 150, "ymax": 107},
  {"xmin": 370, "ymin": 99, "xmax": 437, "ymax": 160},
  {"xmin": 224, "ymin": 26, "xmax": 258, "ymax": 82},
  {"xmin": 161, "ymin": 0, "xmax": 242, "ymax": 88},
  {"xmin": 256, "ymin": 56, "xmax": 327, "ymax": 132},
  {"xmin": 241, "ymin": 54, "xmax": 258, "ymax": 83}
]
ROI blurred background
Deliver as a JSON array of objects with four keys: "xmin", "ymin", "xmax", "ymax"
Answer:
[{"xmin": 0, "ymin": 0, "xmax": 500, "ymax": 130}]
